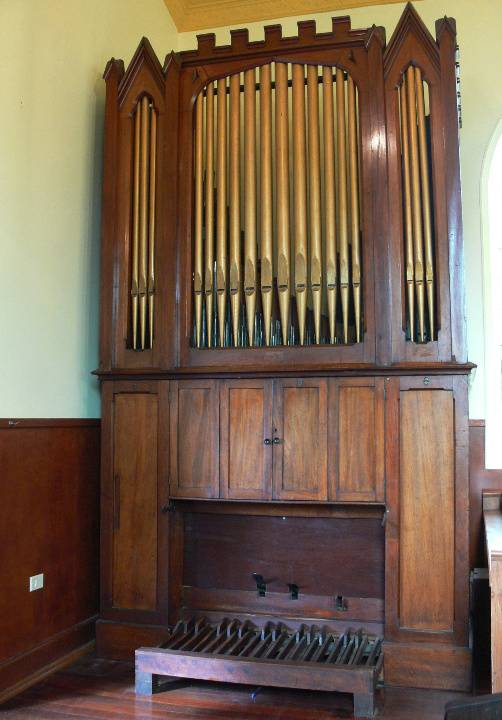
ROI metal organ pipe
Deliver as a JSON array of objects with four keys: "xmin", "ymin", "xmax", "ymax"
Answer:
[{"xmin": 191, "ymin": 63, "xmax": 365, "ymax": 349}]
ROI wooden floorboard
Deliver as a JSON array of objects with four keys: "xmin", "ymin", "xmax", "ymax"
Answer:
[{"xmin": 1, "ymin": 654, "xmax": 469, "ymax": 719}]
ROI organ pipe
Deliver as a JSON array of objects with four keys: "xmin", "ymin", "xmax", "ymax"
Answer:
[
  {"xmin": 348, "ymin": 76, "xmax": 361, "ymax": 343},
  {"xmin": 194, "ymin": 93, "xmax": 204, "ymax": 348},
  {"xmin": 229, "ymin": 73, "xmax": 241, "ymax": 347},
  {"xmin": 323, "ymin": 66, "xmax": 337, "ymax": 345},
  {"xmin": 336, "ymin": 68, "xmax": 349, "ymax": 344},
  {"xmin": 244, "ymin": 68, "xmax": 257, "ymax": 346},
  {"xmin": 400, "ymin": 78, "xmax": 415, "ymax": 342},
  {"xmin": 275, "ymin": 62, "xmax": 291, "ymax": 345},
  {"xmin": 292, "ymin": 64, "xmax": 308, "ymax": 345},
  {"xmin": 131, "ymin": 104, "xmax": 141, "ymax": 350},
  {"xmin": 406, "ymin": 65, "xmax": 425, "ymax": 342},
  {"xmin": 415, "ymin": 66, "xmax": 435, "ymax": 341},
  {"xmin": 307, "ymin": 64, "xmax": 322, "ymax": 345},
  {"xmin": 190, "ymin": 63, "xmax": 368, "ymax": 349},
  {"xmin": 260, "ymin": 64, "xmax": 273, "ymax": 347},
  {"xmin": 205, "ymin": 83, "xmax": 215, "ymax": 347},
  {"xmin": 216, "ymin": 77, "xmax": 227, "ymax": 347},
  {"xmin": 130, "ymin": 95, "xmax": 157, "ymax": 351}
]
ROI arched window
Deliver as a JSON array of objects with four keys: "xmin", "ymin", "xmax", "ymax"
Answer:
[{"xmin": 482, "ymin": 120, "xmax": 502, "ymax": 468}]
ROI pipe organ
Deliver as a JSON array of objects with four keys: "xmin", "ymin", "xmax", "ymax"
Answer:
[
  {"xmin": 192, "ymin": 62, "xmax": 362, "ymax": 349},
  {"xmin": 129, "ymin": 95, "xmax": 157, "ymax": 351},
  {"xmin": 97, "ymin": 4, "xmax": 472, "ymax": 716}
]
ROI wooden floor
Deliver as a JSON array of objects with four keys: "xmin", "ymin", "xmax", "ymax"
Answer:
[{"xmin": 1, "ymin": 654, "xmax": 468, "ymax": 719}]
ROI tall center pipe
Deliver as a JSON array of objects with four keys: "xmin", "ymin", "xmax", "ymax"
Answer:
[
  {"xmin": 229, "ymin": 73, "xmax": 241, "ymax": 347},
  {"xmin": 244, "ymin": 68, "xmax": 257, "ymax": 346},
  {"xmin": 205, "ymin": 83, "xmax": 215, "ymax": 348},
  {"xmin": 275, "ymin": 62, "xmax": 291, "ymax": 345},
  {"xmin": 194, "ymin": 94, "xmax": 204, "ymax": 348},
  {"xmin": 307, "ymin": 65, "xmax": 322, "ymax": 344},
  {"xmin": 336, "ymin": 68, "xmax": 349, "ymax": 344},
  {"xmin": 292, "ymin": 64, "xmax": 308, "ymax": 345},
  {"xmin": 323, "ymin": 66, "xmax": 337, "ymax": 344},
  {"xmin": 260, "ymin": 64, "xmax": 273, "ymax": 347}
]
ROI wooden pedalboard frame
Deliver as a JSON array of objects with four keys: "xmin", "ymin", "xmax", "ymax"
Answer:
[{"xmin": 135, "ymin": 617, "xmax": 383, "ymax": 718}]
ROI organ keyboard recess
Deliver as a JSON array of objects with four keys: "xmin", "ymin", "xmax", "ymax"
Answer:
[{"xmin": 96, "ymin": 4, "xmax": 472, "ymax": 717}]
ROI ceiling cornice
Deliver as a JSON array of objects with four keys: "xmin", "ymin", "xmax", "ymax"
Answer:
[{"xmin": 164, "ymin": 0, "xmax": 422, "ymax": 33}]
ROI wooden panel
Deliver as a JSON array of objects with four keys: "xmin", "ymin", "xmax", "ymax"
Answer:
[
  {"xmin": 170, "ymin": 381, "xmax": 219, "ymax": 498},
  {"xmin": 329, "ymin": 378, "xmax": 385, "ymax": 503},
  {"xmin": 273, "ymin": 379, "xmax": 328, "ymax": 501},
  {"xmin": 0, "ymin": 420, "xmax": 99, "ymax": 692},
  {"xmin": 183, "ymin": 586, "xmax": 384, "ymax": 625},
  {"xmin": 112, "ymin": 393, "xmax": 158, "ymax": 611},
  {"xmin": 384, "ymin": 642, "xmax": 471, "ymax": 691},
  {"xmin": 399, "ymin": 389, "xmax": 454, "ymax": 632},
  {"xmin": 220, "ymin": 380, "xmax": 272, "ymax": 500},
  {"xmin": 96, "ymin": 620, "xmax": 170, "ymax": 661},
  {"xmin": 183, "ymin": 513, "xmax": 384, "ymax": 599}
]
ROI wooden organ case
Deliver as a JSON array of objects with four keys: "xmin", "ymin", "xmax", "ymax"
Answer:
[{"xmin": 96, "ymin": 3, "xmax": 472, "ymax": 715}]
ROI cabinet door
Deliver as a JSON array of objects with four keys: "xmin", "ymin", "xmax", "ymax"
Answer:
[
  {"xmin": 385, "ymin": 376, "xmax": 469, "ymax": 646},
  {"xmin": 101, "ymin": 381, "xmax": 169, "ymax": 623},
  {"xmin": 329, "ymin": 378, "xmax": 385, "ymax": 502},
  {"xmin": 169, "ymin": 380, "xmax": 219, "ymax": 498},
  {"xmin": 220, "ymin": 380, "xmax": 273, "ymax": 500},
  {"xmin": 272, "ymin": 379, "xmax": 328, "ymax": 501}
]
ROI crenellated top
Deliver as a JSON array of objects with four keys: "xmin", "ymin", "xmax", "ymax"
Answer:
[{"xmin": 179, "ymin": 18, "xmax": 386, "ymax": 65}]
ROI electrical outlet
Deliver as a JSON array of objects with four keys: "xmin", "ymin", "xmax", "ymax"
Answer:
[{"xmin": 29, "ymin": 573, "xmax": 44, "ymax": 592}]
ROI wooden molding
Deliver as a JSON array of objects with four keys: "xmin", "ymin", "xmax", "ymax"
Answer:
[
  {"xmin": 0, "ymin": 620, "xmax": 96, "ymax": 703},
  {"xmin": 0, "ymin": 418, "xmax": 100, "ymax": 429},
  {"xmin": 164, "ymin": 0, "xmax": 422, "ymax": 33}
]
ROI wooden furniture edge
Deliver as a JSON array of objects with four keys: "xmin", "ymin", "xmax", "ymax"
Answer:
[{"xmin": 483, "ymin": 492, "xmax": 502, "ymax": 692}]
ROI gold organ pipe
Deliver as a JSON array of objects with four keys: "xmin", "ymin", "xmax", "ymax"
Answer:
[
  {"xmin": 336, "ymin": 68, "xmax": 349, "ymax": 343},
  {"xmin": 216, "ymin": 78, "xmax": 228, "ymax": 347},
  {"xmin": 292, "ymin": 64, "xmax": 308, "ymax": 345},
  {"xmin": 244, "ymin": 68, "xmax": 257, "ymax": 346},
  {"xmin": 229, "ymin": 73, "xmax": 241, "ymax": 347},
  {"xmin": 260, "ymin": 64, "xmax": 273, "ymax": 347},
  {"xmin": 275, "ymin": 62, "xmax": 291, "ymax": 345},
  {"xmin": 415, "ymin": 66, "xmax": 435, "ymax": 341},
  {"xmin": 139, "ymin": 96, "xmax": 149, "ymax": 351},
  {"xmin": 400, "ymin": 78, "xmax": 415, "ymax": 341},
  {"xmin": 323, "ymin": 66, "xmax": 337, "ymax": 344},
  {"xmin": 307, "ymin": 64, "xmax": 322, "ymax": 344},
  {"xmin": 205, "ymin": 83, "xmax": 215, "ymax": 347},
  {"xmin": 406, "ymin": 65, "xmax": 425, "ymax": 342},
  {"xmin": 347, "ymin": 76, "xmax": 361, "ymax": 343},
  {"xmin": 131, "ymin": 103, "xmax": 141, "ymax": 350},
  {"xmin": 194, "ymin": 94, "xmax": 204, "ymax": 348},
  {"xmin": 148, "ymin": 105, "xmax": 157, "ymax": 350}
]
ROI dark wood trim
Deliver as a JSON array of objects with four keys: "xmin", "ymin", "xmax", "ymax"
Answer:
[
  {"xmin": 172, "ymin": 499, "xmax": 385, "ymax": 517},
  {"xmin": 0, "ymin": 418, "xmax": 100, "ymax": 429},
  {"xmin": 0, "ymin": 618, "xmax": 96, "ymax": 701},
  {"xmin": 94, "ymin": 362, "xmax": 475, "ymax": 381},
  {"xmin": 469, "ymin": 419, "xmax": 485, "ymax": 427}
]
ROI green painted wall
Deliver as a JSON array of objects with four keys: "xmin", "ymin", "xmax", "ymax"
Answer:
[{"xmin": 0, "ymin": 0, "xmax": 177, "ymax": 417}]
